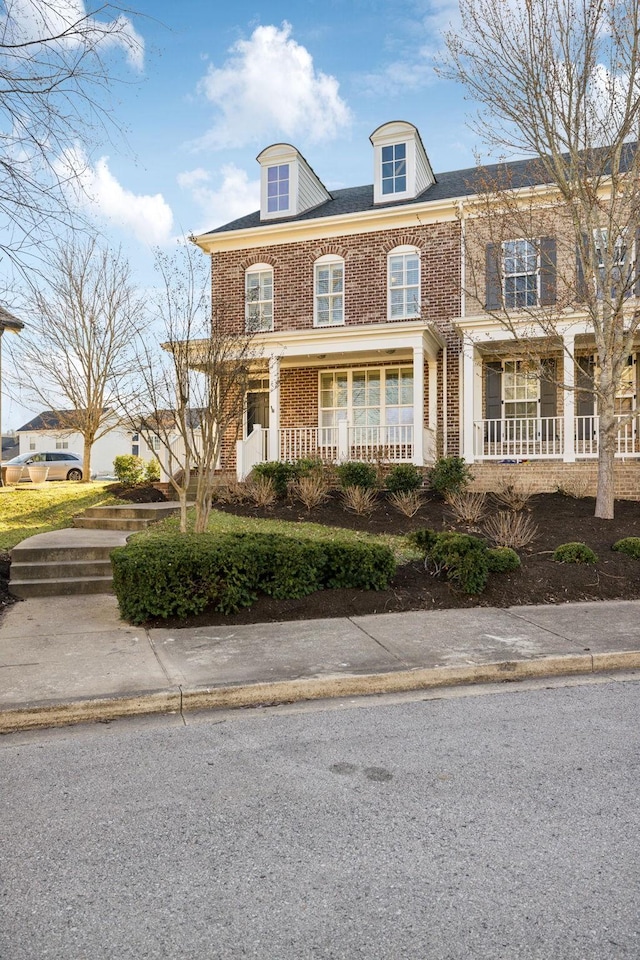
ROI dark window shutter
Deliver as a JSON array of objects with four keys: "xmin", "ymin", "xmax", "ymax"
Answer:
[
  {"xmin": 485, "ymin": 243, "xmax": 500, "ymax": 311},
  {"xmin": 485, "ymin": 361, "xmax": 502, "ymax": 443},
  {"xmin": 576, "ymin": 355, "xmax": 595, "ymax": 418},
  {"xmin": 539, "ymin": 237, "xmax": 557, "ymax": 306},
  {"xmin": 539, "ymin": 358, "xmax": 557, "ymax": 418},
  {"xmin": 576, "ymin": 233, "xmax": 589, "ymax": 301},
  {"xmin": 635, "ymin": 228, "xmax": 640, "ymax": 298}
]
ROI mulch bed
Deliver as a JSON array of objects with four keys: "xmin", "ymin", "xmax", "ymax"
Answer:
[
  {"xmin": 151, "ymin": 490, "xmax": 640, "ymax": 628},
  {"xmin": 2, "ymin": 488, "xmax": 638, "ymax": 626}
]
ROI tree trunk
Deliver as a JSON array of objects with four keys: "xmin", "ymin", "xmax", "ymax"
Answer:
[
  {"xmin": 193, "ymin": 471, "xmax": 213, "ymax": 533},
  {"xmin": 595, "ymin": 403, "xmax": 617, "ymax": 519},
  {"xmin": 82, "ymin": 435, "xmax": 94, "ymax": 483}
]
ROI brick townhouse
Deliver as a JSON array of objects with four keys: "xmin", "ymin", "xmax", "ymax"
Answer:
[{"xmin": 192, "ymin": 121, "xmax": 640, "ymax": 498}]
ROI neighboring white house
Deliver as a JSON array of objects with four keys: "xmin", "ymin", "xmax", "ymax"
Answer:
[{"xmin": 16, "ymin": 410, "xmax": 161, "ymax": 477}]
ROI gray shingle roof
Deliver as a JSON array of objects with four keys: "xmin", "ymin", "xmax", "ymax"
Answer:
[
  {"xmin": 17, "ymin": 409, "xmax": 110, "ymax": 432},
  {"xmin": 203, "ymin": 156, "xmax": 550, "ymax": 236},
  {"xmin": 203, "ymin": 145, "xmax": 637, "ymax": 237}
]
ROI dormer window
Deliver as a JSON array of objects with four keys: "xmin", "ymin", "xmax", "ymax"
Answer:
[
  {"xmin": 370, "ymin": 121, "xmax": 435, "ymax": 205},
  {"xmin": 381, "ymin": 143, "xmax": 407, "ymax": 195},
  {"xmin": 257, "ymin": 144, "xmax": 330, "ymax": 221},
  {"xmin": 267, "ymin": 164, "xmax": 290, "ymax": 213}
]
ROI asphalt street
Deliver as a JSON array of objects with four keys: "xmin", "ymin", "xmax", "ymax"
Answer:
[{"xmin": 2, "ymin": 677, "xmax": 639, "ymax": 959}]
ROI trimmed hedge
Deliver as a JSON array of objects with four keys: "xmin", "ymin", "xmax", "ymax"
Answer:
[
  {"xmin": 552, "ymin": 542, "xmax": 598, "ymax": 564},
  {"xmin": 612, "ymin": 537, "xmax": 640, "ymax": 560},
  {"xmin": 386, "ymin": 464, "xmax": 423, "ymax": 494},
  {"xmin": 409, "ymin": 528, "xmax": 519, "ymax": 594},
  {"xmin": 111, "ymin": 531, "xmax": 396, "ymax": 624},
  {"xmin": 335, "ymin": 461, "xmax": 378, "ymax": 490}
]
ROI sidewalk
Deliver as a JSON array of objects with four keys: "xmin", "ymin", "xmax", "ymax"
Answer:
[{"xmin": 1, "ymin": 593, "xmax": 639, "ymax": 733}]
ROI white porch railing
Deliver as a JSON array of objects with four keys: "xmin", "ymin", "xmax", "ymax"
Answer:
[
  {"xmin": 474, "ymin": 417, "xmax": 564, "ymax": 459},
  {"xmin": 575, "ymin": 415, "xmax": 640, "ymax": 457},
  {"xmin": 347, "ymin": 424, "xmax": 413, "ymax": 463},
  {"xmin": 473, "ymin": 415, "xmax": 640, "ymax": 460}
]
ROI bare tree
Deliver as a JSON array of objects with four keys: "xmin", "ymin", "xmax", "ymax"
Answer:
[
  {"xmin": 125, "ymin": 244, "xmax": 261, "ymax": 533},
  {"xmin": 0, "ymin": 0, "xmax": 143, "ymax": 269},
  {"xmin": 10, "ymin": 237, "xmax": 146, "ymax": 481},
  {"xmin": 441, "ymin": 0, "xmax": 640, "ymax": 518}
]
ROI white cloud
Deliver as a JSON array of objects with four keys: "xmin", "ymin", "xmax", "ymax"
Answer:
[
  {"xmin": 58, "ymin": 148, "xmax": 173, "ymax": 243},
  {"xmin": 3, "ymin": 0, "xmax": 144, "ymax": 71},
  {"xmin": 359, "ymin": 0, "xmax": 460, "ymax": 95},
  {"xmin": 178, "ymin": 164, "xmax": 260, "ymax": 232},
  {"xmin": 196, "ymin": 22, "xmax": 351, "ymax": 149}
]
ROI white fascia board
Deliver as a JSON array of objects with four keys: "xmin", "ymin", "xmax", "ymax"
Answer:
[
  {"xmin": 192, "ymin": 198, "xmax": 460, "ymax": 254},
  {"xmin": 253, "ymin": 320, "xmax": 444, "ymax": 361},
  {"xmin": 455, "ymin": 311, "xmax": 595, "ymax": 342}
]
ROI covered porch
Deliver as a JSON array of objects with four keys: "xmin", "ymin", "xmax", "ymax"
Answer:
[
  {"xmin": 458, "ymin": 315, "xmax": 640, "ymax": 463},
  {"xmin": 236, "ymin": 321, "xmax": 444, "ymax": 480}
]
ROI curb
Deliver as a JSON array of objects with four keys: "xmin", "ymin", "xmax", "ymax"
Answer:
[{"xmin": 1, "ymin": 651, "xmax": 639, "ymax": 734}]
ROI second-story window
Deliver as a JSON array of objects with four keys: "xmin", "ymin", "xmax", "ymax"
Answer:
[
  {"xmin": 267, "ymin": 164, "xmax": 290, "ymax": 213},
  {"xmin": 388, "ymin": 247, "xmax": 420, "ymax": 319},
  {"xmin": 314, "ymin": 255, "xmax": 344, "ymax": 326},
  {"xmin": 245, "ymin": 265, "xmax": 273, "ymax": 332},
  {"xmin": 503, "ymin": 239, "xmax": 538, "ymax": 308},
  {"xmin": 381, "ymin": 143, "xmax": 407, "ymax": 195}
]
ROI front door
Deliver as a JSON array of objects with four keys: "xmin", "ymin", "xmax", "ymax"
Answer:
[{"xmin": 246, "ymin": 379, "xmax": 270, "ymax": 436}]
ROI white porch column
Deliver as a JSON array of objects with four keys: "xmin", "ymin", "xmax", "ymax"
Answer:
[
  {"xmin": 563, "ymin": 333, "xmax": 576, "ymax": 462},
  {"xmin": 413, "ymin": 344, "xmax": 425, "ymax": 465},
  {"xmin": 268, "ymin": 355, "xmax": 280, "ymax": 462},
  {"xmin": 462, "ymin": 339, "xmax": 476, "ymax": 462}
]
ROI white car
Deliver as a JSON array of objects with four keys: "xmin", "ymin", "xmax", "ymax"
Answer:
[{"xmin": 3, "ymin": 451, "xmax": 86, "ymax": 481}]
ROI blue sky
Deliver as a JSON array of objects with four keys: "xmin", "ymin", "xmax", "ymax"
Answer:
[{"xmin": 5, "ymin": 0, "xmax": 482, "ymax": 429}]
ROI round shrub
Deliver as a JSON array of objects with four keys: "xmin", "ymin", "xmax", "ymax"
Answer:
[
  {"xmin": 145, "ymin": 458, "xmax": 161, "ymax": 483},
  {"xmin": 113, "ymin": 454, "xmax": 146, "ymax": 486},
  {"xmin": 552, "ymin": 542, "xmax": 598, "ymax": 564},
  {"xmin": 428, "ymin": 531, "xmax": 489, "ymax": 595},
  {"xmin": 612, "ymin": 537, "xmax": 640, "ymax": 560},
  {"xmin": 486, "ymin": 546, "xmax": 521, "ymax": 573},
  {"xmin": 408, "ymin": 528, "xmax": 439, "ymax": 554},
  {"xmin": 429, "ymin": 456, "xmax": 473, "ymax": 497},
  {"xmin": 335, "ymin": 461, "xmax": 377, "ymax": 490},
  {"xmin": 250, "ymin": 461, "xmax": 298, "ymax": 497},
  {"xmin": 386, "ymin": 463, "xmax": 423, "ymax": 494}
]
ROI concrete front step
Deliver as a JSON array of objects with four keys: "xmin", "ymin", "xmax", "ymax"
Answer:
[
  {"xmin": 10, "ymin": 576, "xmax": 114, "ymax": 599},
  {"xmin": 10, "ymin": 559, "xmax": 112, "ymax": 581},
  {"xmin": 73, "ymin": 516, "xmax": 151, "ymax": 531},
  {"xmin": 81, "ymin": 504, "xmax": 183, "ymax": 521}
]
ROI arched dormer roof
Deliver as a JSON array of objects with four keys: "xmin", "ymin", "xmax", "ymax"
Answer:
[
  {"xmin": 256, "ymin": 143, "xmax": 331, "ymax": 222},
  {"xmin": 369, "ymin": 120, "xmax": 435, "ymax": 205}
]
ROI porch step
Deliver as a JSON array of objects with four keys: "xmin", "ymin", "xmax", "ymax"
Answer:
[
  {"xmin": 9, "ymin": 529, "xmax": 128, "ymax": 599},
  {"xmin": 73, "ymin": 502, "xmax": 183, "ymax": 531}
]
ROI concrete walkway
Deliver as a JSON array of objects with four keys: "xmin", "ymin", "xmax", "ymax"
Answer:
[{"xmin": 1, "ymin": 593, "xmax": 639, "ymax": 733}]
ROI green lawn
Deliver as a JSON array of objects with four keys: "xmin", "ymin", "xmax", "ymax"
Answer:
[
  {"xmin": 145, "ymin": 507, "xmax": 420, "ymax": 563},
  {"xmin": 0, "ymin": 482, "xmax": 122, "ymax": 550}
]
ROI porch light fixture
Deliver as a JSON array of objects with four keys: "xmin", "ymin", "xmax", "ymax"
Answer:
[
  {"xmin": 385, "ymin": 349, "xmax": 396, "ymax": 355},
  {"xmin": 317, "ymin": 353, "xmax": 326, "ymax": 359}
]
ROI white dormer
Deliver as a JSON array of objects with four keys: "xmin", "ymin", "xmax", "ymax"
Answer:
[
  {"xmin": 257, "ymin": 143, "xmax": 331, "ymax": 221},
  {"xmin": 369, "ymin": 121, "xmax": 435, "ymax": 205}
]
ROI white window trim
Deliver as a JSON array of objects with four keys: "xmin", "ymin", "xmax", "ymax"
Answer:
[
  {"xmin": 260, "ymin": 159, "xmax": 298, "ymax": 220},
  {"xmin": 319, "ymin": 366, "xmax": 414, "ymax": 427},
  {"xmin": 501, "ymin": 359, "xmax": 540, "ymax": 419},
  {"xmin": 372, "ymin": 138, "xmax": 416, "ymax": 204},
  {"xmin": 502, "ymin": 238, "xmax": 540, "ymax": 309},
  {"xmin": 245, "ymin": 264, "xmax": 274, "ymax": 333},
  {"xmin": 314, "ymin": 254, "xmax": 345, "ymax": 327},
  {"xmin": 387, "ymin": 245, "xmax": 421, "ymax": 320}
]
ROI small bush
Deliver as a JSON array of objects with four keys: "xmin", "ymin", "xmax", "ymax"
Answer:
[
  {"xmin": 552, "ymin": 542, "xmax": 598, "ymax": 564},
  {"xmin": 145, "ymin": 459, "xmax": 161, "ymax": 483},
  {"xmin": 612, "ymin": 537, "xmax": 640, "ymax": 560},
  {"xmin": 427, "ymin": 531, "xmax": 489, "ymax": 595},
  {"xmin": 335, "ymin": 461, "xmax": 378, "ymax": 490},
  {"xmin": 250, "ymin": 461, "xmax": 298, "ymax": 497},
  {"xmin": 491, "ymin": 479, "xmax": 534, "ymax": 511},
  {"xmin": 341, "ymin": 485, "xmax": 378, "ymax": 516},
  {"xmin": 486, "ymin": 547, "xmax": 521, "ymax": 573},
  {"xmin": 389, "ymin": 489, "xmax": 424, "ymax": 518},
  {"xmin": 246, "ymin": 475, "xmax": 277, "ymax": 507},
  {"xmin": 113, "ymin": 454, "xmax": 146, "ymax": 486},
  {"xmin": 557, "ymin": 476, "xmax": 591, "ymax": 499},
  {"xmin": 483, "ymin": 511, "xmax": 539, "ymax": 549},
  {"xmin": 386, "ymin": 464, "xmax": 423, "ymax": 494},
  {"xmin": 293, "ymin": 474, "xmax": 330, "ymax": 511},
  {"xmin": 294, "ymin": 457, "xmax": 326, "ymax": 478},
  {"xmin": 408, "ymin": 528, "xmax": 439, "ymax": 554},
  {"xmin": 111, "ymin": 532, "xmax": 396, "ymax": 623},
  {"xmin": 429, "ymin": 456, "xmax": 473, "ymax": 497},
  {"xmin": 446, "ymin": 491, "xmax": 486, "ymax": 525},
  {"xmin": 212, "ymin": 478, "xmax": 249, "ymax": 504}
]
